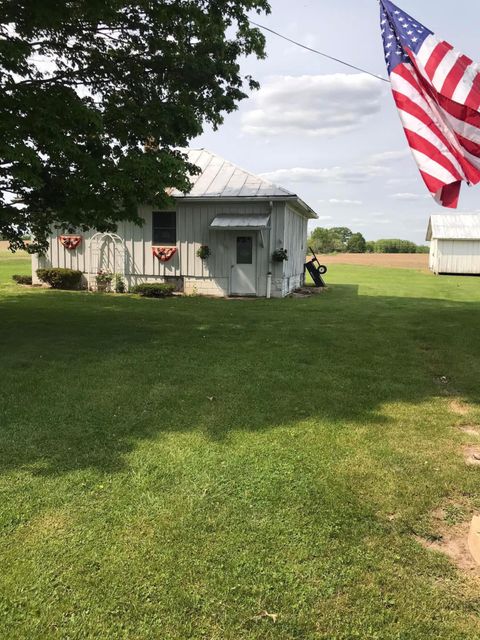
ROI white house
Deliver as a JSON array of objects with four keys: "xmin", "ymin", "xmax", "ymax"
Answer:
[
  {"xmin": 427, "ymin": 214, "xmax": 480, "ymax": 275},
  {"xmin": 32, "ymin": 149, "xmax": 317, "ymax": 297}
]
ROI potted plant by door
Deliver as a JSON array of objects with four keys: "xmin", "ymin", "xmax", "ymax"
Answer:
[{"xmin": 95, "ymin": 270, "xmax": 113, "ymax": 292}]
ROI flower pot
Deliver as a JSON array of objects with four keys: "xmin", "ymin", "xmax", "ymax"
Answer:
[
  {"xmin": 96, "ymin": 281, "xmax": 110, "ymax": 292},
  {"xmin": 272, "ymin": 248, "xmax": 288, "ymax": 262},
  {"xmin": 196, "ymin": 245, "xmax": 211, "ymax": 260}
]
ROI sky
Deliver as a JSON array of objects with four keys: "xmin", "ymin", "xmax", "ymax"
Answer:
[{"xmin": 193, "ymin": 0, "xmax": 480, "ymax": 244}]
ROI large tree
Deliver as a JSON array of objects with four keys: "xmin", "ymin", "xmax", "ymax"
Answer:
[
  {"xmin": 308, "ymin": 226, "xmax": 353, "ymax": 254},
  {"xmin": 346, "ymin": 232, "xmax": 366, "ymax": 254},
  {"xmin": 329, "ymin": 227, "xmax": 353, "ymax": 247},
  {"xmin": 0, "ymin": 0, "xmax": 270, "ymax": 251}
]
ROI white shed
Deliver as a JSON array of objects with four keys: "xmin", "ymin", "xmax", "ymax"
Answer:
[
  {"xmin": 427, "ymin": 214, "xmax": 480, "ymax": 275},
  {"xmin": 32, "ymin": 149, "xmax": 318, "ymax": 297}
]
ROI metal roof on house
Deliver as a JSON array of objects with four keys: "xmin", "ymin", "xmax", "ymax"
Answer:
[
  {"xmin": 169, "ymin": 149, "xmax": 317, "ymax": 219},
  {"xmin": 426, "ymin": 214, "xmax": 480, "ymax": 240},
  {"xmin": 210, "ymin": 214, "xmax": 271, "ymax": 230}
]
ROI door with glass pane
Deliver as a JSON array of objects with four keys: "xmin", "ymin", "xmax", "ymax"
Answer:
[{"xmin": 231, "ymin": 235, "xmax": 257, "ymax": 295}]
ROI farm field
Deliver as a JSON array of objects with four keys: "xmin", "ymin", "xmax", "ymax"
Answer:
[
  {"xmin": 1, "ymin": 255, "xmax": 480, "ymax": 638},
  {"xmin": 315, "ymin": 252, "xmax": 429, "ymax": 270}
]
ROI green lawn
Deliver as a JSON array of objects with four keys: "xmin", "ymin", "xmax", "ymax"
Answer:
[
  {"xmin": 0, "ymin": 248, "xmax": 30, "ymax": 286},
  {"xmin": 1, "ymin": 256, "xmax": 480, "ymax": 639}
]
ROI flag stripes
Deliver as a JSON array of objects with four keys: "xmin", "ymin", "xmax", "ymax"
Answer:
[
  {"xmin": 381, "ymin": 0, "xmax": 480, "ymax": 207},
  {"xmin": 441, "ymin": 55, "xmax": 473, "ymax": 98},
  {"xmin": 424, "ymin": 41, "xmax": 453, "ymax": 82}
]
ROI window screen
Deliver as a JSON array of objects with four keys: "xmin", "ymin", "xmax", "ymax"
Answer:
[{"xmin": 152, "ymin": 211, "xmax": 176, "ymax": 245}]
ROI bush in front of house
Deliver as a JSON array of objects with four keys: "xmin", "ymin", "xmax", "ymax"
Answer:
[
  {"xmin": 12, "ymin": 274, "xmax": 32, "ymax": 285},
  {"xmin": 114, "ymin": 274, "xmax": 126, "ymax": 293},
  {"xmin": 131, "ymin": 283, "xmax": 175, "ymax": 298},
  {"xmin": 36, "ymin": 268, "xmax": 83, "ymax": 290}
]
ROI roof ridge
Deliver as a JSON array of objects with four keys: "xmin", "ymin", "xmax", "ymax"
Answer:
[
  {"xmin": 186, "ymin": 148, "xmax": 295, "ymax": 197},
  {"xmin": 169, "ymin": 148, "xmax": 317, "ymax": 218}
]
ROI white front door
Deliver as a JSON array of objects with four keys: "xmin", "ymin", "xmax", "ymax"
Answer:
[{"xmin": 231, "ymin": 235, "xmax": 257, "ymax": 296}]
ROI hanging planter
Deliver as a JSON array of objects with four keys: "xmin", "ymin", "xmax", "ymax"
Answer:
[
  {"xmin": 196, "ymin": 245, "xmax": 211, "ymax": 260},
  {"xmin": 152, "ymin": 246, "xmax": 177, "ymax": 262},
  {"xmin": 272, "ymin": 248, "xmax": 288, "ymax": 262},
  {"xmin": 59, "ymin": 235, "xmax": 82, "ymax": 250}
]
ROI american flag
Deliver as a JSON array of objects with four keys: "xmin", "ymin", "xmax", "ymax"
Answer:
[{"xmin": 381, "ymin": 0, "xmax": 480, "ymax": 208}]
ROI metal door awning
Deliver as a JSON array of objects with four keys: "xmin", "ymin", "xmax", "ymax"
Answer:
[{"xmin": 210, "ymin": 214, "xmax": 271, "ymax": 231}]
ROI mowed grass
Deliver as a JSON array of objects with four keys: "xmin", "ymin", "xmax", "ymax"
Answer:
[
  {"xmin": 0, "ymin": 248, "xmax": 30, "ymax": 286},
  {"xmin": 1, "ymin": 255, "xmax": 480, "ymax": 639}
]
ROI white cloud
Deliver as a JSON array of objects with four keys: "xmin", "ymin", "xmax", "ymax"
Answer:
[
  {"xmin": 260, "ymin": 162, "xmax": 389, "ymax": 185},
  {"xmin": 316, "ymin": 215, "xmax": 334, "ymax": 221},
  {"xmin": 386, "ymin": 177, "xmax": 417, "ymax": 186},
  {"xmin": 242, "ymin": 73, "xmax": 384, "ymax": 137},
  {"xmin": 390, "ymin": 192, "xmax": 430, "ymax": 201},
  {"xmin": 369, "ymin": 149, "xmax": 410, "ymax": 164},
  {"xmin": 328, "ymin": 198, "xmax": 363, "ymax": 205},
  {"xmin": 260, "ymin": 149, "xmax": 414, "ymax": 189},
  {"xmin": 361, "ymin": 212, "xmax": 392, "ymax": 224}
]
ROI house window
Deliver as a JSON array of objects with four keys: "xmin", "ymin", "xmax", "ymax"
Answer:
[
  {"xmin": 152, "ymin": 211, "xmax": 176, "ymax": 245},
  {"xmin": 236, "ymin": 236, "xmax": 253, "ymax": 264}
]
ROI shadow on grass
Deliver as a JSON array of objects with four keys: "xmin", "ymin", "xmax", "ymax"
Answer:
[{"xmin": 1, "ymin": 284, "xmax": 480, "ymax": 475}]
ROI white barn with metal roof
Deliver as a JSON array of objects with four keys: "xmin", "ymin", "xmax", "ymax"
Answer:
[
  {"xmin": 32, "ymin": 149, "xmax": 317, "ymax": 297},
  {"xmin": 426, "ymin": 214, "xmax": 480, "ymax": 275}
]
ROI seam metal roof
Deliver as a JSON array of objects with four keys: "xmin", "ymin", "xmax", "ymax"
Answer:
[
  {"xmin": 170, "ymin": 149, "xmax": 294, "ymax": 199},
  {"xmin": 427, "ymin": 214, "xmax": 480, "ymax": 240},
  {"xmin": 210, "ymin": 214, "xmax": 271, "ymax": 230}
]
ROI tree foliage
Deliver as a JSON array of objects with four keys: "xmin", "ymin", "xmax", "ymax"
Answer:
[
  {"xmin": 309, "ymin": 227, "xmax": 339, "ymax": 254},
  {"xmin": 0, "ymin": 0, "xmax": 270, "ymax": 251},
  {"xmin": 308, "ymin": 226, "xmax": 361, "ymax": 254},
  {"xmin": 329, "ymin": 227, "xmax": 353, "ymax": 246},
  {"xmin": 346, "ymin": 232, "xmax": 366, "ymax": 254},
  {"xmin": 415, "ymin": 244, "xmax": 430, "ymax": 254},
  {"xmin": 373, "ymin": 239, "xmax": 419, "ymax": 254},
  {"xmin": 308, "ymin": 227, "xmax": 427, "ymax": 254}
]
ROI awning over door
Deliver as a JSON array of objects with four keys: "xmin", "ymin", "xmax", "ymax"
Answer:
[{"xmin": 209, "ymin": 214, "xmax": 271, "ymax": 231}]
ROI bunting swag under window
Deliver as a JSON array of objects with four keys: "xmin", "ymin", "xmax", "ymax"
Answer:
[
  {"xmin": 380, "ymin": 0, "xmax": 480, "ymax": 208},
  {"xmin": 59, "ymin": 235, "xmax": 82, "ymax": 250},
  {"xmin": 152, "ymin": 247, "xmax": 177, "ymax": 262}
]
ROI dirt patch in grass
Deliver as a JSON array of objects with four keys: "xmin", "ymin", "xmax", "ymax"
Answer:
[
  {"xmin": 458, "ymin": 425, "xmax": 480, "ymax": 437},
  {"xmin": 290, "ymin": 287, "xmax": 327, "ymax": 298},
  {"xmin": 415, "ymin": 523, "xmax": 478, "ymax": 574},
  {"xmin": 23, "ymin": 510, "xmax": 71, "ymax": 540},
  {"xmin": 450, "ymin": 399, "xmax": 471, "ymax": 416},
  {"xmin": 463, "ymin": 446, "xmax": 480, "ymax": 466},
  {"xmin": 311, "ymin": 253, "xmax": 429, "ymax": 270},
  {"xmin": 416, "ymin": 502, "xmax": 480, "ymax": 575}
]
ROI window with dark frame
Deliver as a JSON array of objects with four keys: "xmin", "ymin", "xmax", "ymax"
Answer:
[
  {"xmin": 236, "ymin": 236, "xmax": 253, "ymax": 264},
  {"xmin": 152, "ymin": 211, "xmax": 176, "ymax": 246}
]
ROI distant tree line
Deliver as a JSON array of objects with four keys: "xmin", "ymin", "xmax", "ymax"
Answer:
[{"xmin": 308, "ymin": 227, "xmax": 429, "ymax": 254}]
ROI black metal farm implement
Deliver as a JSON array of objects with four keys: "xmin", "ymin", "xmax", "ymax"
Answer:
[{"xmin": 304, "ymin": 247, "xmax": 327, "ymax": 287}]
